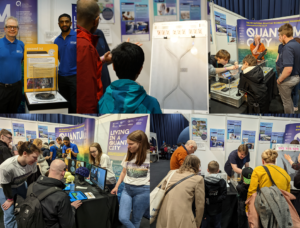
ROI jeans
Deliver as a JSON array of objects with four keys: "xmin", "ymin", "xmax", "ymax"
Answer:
[
  {"xmin": 292, "ymin": 81, "xmax": 300, "ymax": 108},
  {"xmin": 201, "ymin": 212, "xmax": 222, "ymax": 228},
  {"xmin": 119, "ymin": 184, "xmax": 150, "ymax": 228},
  {"xmin": 0, "ymin": 183, "xmax": 27, "ymax": 228}
]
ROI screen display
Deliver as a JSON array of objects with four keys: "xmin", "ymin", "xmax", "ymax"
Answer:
[
  {"xmin": 67, "ymin": 159, "xmax": 86, "ymax": 175},
  {"xmin": 90, "ymin": 165, "xmax": 107, "ymax": 191},
  {"xmin": 71, "ymin": 192, "xmax": 86, "ymax": 200},
  {"xmin": 222, "ymin": 71, "xmax": 231, "ymax": 78}
]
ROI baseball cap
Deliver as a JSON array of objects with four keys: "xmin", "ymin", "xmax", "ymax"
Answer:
[{"xmin": 242, "ymin": 167, "xmax": 253, "ymax": 184}]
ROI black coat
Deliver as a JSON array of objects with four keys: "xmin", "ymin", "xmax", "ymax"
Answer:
[
  {"xmin": 0, "ymin": 140, "xmax": 13, "ymax": 165},
  {"xmin": 294, "ymin": 171, "xmax": 300, "ymax": 216},
  {"xmin": 236, "ymin": 180, "xmax": 250, "ymax": 202},
  {"xmin": 31, "ymin": 176, "xmax": 75, "ymax": 228},
  {"xmin": 41, "ymin": 147, "xmax": 50, "ymax": 157}
]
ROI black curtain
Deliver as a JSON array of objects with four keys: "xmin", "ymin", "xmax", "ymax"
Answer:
[{"xmin": 150, "ymin": 114, "xmax": 189, "ymax": 148}]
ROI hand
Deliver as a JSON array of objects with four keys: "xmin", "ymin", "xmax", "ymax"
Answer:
[
  {"xmin": 277, "ymin": 79, "xmax": 282, "ymax": 85},
  {"xmin": 284, "ymin": 154, "xmax": 292, "ymax": 161},
  {"xmin": 103, "ymin": 51, "xmax": 112, "ymax": 64},
  {"xmin": 126, "ymin": 38, "xmax": 143, "ymax": 47},
  {"xmin": 111, "ymin": 187, "xmax": 118, "ymax": 195},
  {"xmin": 228, "ymin": 66, "xmax": 236, "ymax": 71},
  {"xmin": 298, "ymin": 154, "xmax": 300, "ymax": 163},
  {"xmin": 2, "ymin": 200, "xmax": 13, "ymax": 211},
  {"xmin": 71, "ymin": 200, "xmax": 82, "ymax": 209}
]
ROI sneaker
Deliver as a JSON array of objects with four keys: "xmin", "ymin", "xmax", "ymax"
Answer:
[{"xmin": 295, "ymin": 107, "xmax": 298, "ymax": 112}]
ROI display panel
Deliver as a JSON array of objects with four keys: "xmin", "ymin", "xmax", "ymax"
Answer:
[
  {"xmin": 90, "ymin": 165, "xmax": 107, "ymax": 191},
  {"xmin": 67, "ymin": 159, "xmax": 86, "ymax": 175}
]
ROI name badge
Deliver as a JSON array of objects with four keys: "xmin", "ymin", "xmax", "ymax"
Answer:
[
  {"xmin": 16, "ymin": 50, "xmax": 23, "ymax": 54},
  {"xmin": 70, "ymin": 41, "xmax": 76, "ymax": 45}
]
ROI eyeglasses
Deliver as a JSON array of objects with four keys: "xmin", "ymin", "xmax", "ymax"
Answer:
[
  {"xmin": 3, "ymin": 135, "xmax": 12, "ymax": 140},
  {"xmin": 5, "ymin": 26, "xmax": 19, "ymax": 30}
]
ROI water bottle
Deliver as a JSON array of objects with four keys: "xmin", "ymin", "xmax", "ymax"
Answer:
[{"xmin": 70, "ymin": 181, "xmax": 75, "ymax": 193}]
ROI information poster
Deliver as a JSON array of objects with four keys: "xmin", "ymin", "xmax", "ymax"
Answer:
[
  {"xmin": 284, "ymin": 123, "xmax": 300, "ymax": 144},
  {"xmin": 227, "ymin": 25, "xmax": 236, "ymax": 44},
  {"xmin": 259, "ymin": 122, "xmax": 273, "ymax": 144},
  {"xmin": 210, "ymin": 129, "xmax": 224, "ymax": 151},
  {"xmin": 48, "ymin": 132, "xmax": 56, "ymax": 143},
  {"xmin": 179, "ymin": 0, "xmax": 201, "ymax": 21},
  {"xmin": 98, "ymin": 0, "xmax": 115, "ymax": 23},
  {"xmin": 214, "ymin": 11, "xmax": 226, "ymax": 35},
  {"xmin": 153, "ymin": 0, "xmax": 177, "ymax": 22},
  {"xmin": 38, "ymin": 126, "xmax": 48, "ymax": 138},
  {"xmin": 120, "ymin": 0, "xmax": 150, "ymax": 42},
  {"xmin": 72, "ymin": 4, "xmax": 77, "ymax": 30},
  {"xmin": 191, "ymin": 118, "xmax": 207, "ymax": 151},
  {"xmin": 242, "ymin": 130, "xmax": 256, "ymax": 152},
  {"xmin": 270, "ymin": 132, "xmax": 284, "ymax": 149},
  {"xmin": 0, "ymin": 0, "xmax": 38, "ymax": 44},
  {"xmin": 227, "ymin": 120, "xmax": 241, "ymax": 142},
  {"xmin": 210, "ymin": 24, "xmax": 213, "ymax": 44},
  {"xmin": 12, "ymin": 123, "xmax": 25, "ymax": 137},
  {"xmin": 26, "ymin": 130, "xmax": 36, "ymax": 141}
]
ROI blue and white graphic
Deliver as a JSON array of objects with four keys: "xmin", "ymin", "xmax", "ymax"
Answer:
[
  {"xmin": 242, "ymin": 130, "xmax": 256, "ymax": 152},
  {"xmin": 214, "ymin": 11, "xmax": 226, "ymax": 35},
  {"xmin": 179, "ymin": 0, "xmax": 201, "ymax": 21},
  {"xmin": 270, "ymin": 132, "xmax": 284, "ymax": 149},
  {"xmin": 259, "ymin": 122, "xmax": 273, "ymax": 144},
  {"xmin": 12, "ymin": 123, "xmax": 25, "ymax": 137},
  {"xmin": 227, "ymin": 120, "xmax": 241, "ymax": 142},
  {"xmin": 210, "ymin": 129, "xmax": 224, "ymax": 151}
]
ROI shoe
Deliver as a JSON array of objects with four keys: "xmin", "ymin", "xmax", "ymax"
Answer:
[{"xmin": 295, "ymin": 107, "xmax": 298, "ymax": 112}]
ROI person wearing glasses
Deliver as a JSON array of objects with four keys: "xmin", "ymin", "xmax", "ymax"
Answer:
[
  {"xmin": 0, "ymin": 129, "xmax": 13, "ymax": 165},
  {"xmin": 0, "ymin": 16, "xmax": 24, "ymax": 113},
  {"xmin": 170, "ymin": 140, "xmax": 197, "ymax": 170}
]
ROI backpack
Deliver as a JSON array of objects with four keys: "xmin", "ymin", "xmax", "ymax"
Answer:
[
  {"xmin": 14, "ymin": 182, "xmax": 61, "ymax": 228},
  {"xmin": 55, "ymin": 146, "xmax": 63, "ymax": 158}
]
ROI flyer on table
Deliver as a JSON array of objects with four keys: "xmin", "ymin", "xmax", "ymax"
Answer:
[
  {"xmin": 153, "ymin": 0, "xmax": 177, "ymax": 22},
  {"xmin": 210, "ymin": 129, "xmax": 224, "ymax": 151},
  {"xmin": 214, "ymin": 11, "xmax": 227, "ymax": 36},
  {"xmin": 242, "ymin": 130, "xmax": 256, "ymax": 152},
  {"xmin": 179, "ymin": 0, "xmax": 201, "ymax": 21},
  {"xmin": 26, "ymin": 130, "xmax": 37, "ymax": 142},
  {"xmin": 120, "ymin": 0, "xmax": 150, "ymax": 42},
  {"xmin": 227, "ymin": 25, "xmax": 236, "ymax": 44},
  {"xmin": 191, "ymin": 118, "xmax": 207, "ymax": 151},
  {"xmin": 270, "ymin": 132, "xmax": 284, "ymax": 149},
  {"xmin": 227, "ymin": 120, "xmax": 241, "ymax": 142},
  {"xmin": 259, "ymin": 122, "xmax": 273, "ymax": 144}
]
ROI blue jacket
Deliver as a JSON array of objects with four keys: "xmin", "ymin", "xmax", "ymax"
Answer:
[{"xmin": 98, "ymin": 79, "xmax": 162, "ymax": 113}]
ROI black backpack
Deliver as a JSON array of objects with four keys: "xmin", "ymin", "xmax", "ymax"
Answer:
[
  {"xmin": 55, "ymin": 145, "xmax": 63, "ymax": 158},
  {"xmin": 14, "ymin": 182, "xmax": 61, "ymax": 228}
]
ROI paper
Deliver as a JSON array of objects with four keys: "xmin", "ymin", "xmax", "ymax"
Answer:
[
  {"xmin": 191, "ymin": 118, "xmax": 207, "ymax": 151},
  {"xmin": 76, "ymin": 186, "xmax": 88, "ymax": 189},
  {"xmin": 270, "ymin": 132, "xmax": 284, "ymax": 149},
  {"xmin": 26, "ymin": 130, "xmax": 37, "ymax": 141},
  {"xmin": 98, "ymin": 25, "xmax": 113, "ymax": 44},
  {"xmin": 227, "ymin": 120, "xmax": 241, "ymax": 142},
  {"xmin": 179, "ymin": 0, "xmax": 201, "ymax": 21},
  {"xmin": 259, "ymin": 122, "xmax": 273, "ymax": 144},
  {"xmin": 214, "ymin": 11, "xmax": 227, "ymax": 36},
  {"xmin": 98, "ymin": 0, "xmax": 115, "ymax": 23},
  {"xmin": 153, "ymin": 0, "xmax": 177, "ymax": 22},
  {"xmin": 227, "ymin": 25, "xmax": 236, "ymax": 44},
  {"xmin": 84, "ymin": 192, "xmax": 96, "ymax": 199},
  {"xmin": 210, "ymin": 129, "xmax": 224, "ymax": 151},
  {"xmin": 38, "ymin": 126, "xmax": 48, "ymax": 138},
  {"xmin": 12, "ymin": 123, "xmax": 25, "ymax": 137},
  {"xmin": 242, "ymin": 130, "xmax": 256, "ymax": 152}
]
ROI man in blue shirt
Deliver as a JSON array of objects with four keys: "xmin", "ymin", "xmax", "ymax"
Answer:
[
  {"xmin": 0, "ymin": 16, "xmax": 24, "ymax": 113},
  {"xmin": 277, "ymin": 23, "xmax": 300, "ymax": 114},
  {"xmin": 62, "ymin": 137, "xmax": 79, "ymax": 160},
  {"xmin": 54, "ymin": 14, "xmax": 77, "ymax": 113},
  {"xmin": 49, "ymin": 141, "xmax": 57, "ymax": 161}
]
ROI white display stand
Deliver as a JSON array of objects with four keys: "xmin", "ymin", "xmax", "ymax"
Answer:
[{"xmin": 149, "ymin": 20, "xmax": 209, "ymax": 114}]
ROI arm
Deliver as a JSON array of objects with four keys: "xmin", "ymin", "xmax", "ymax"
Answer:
[
  {"xmin": 276, "ymin": 54, "xmax": 279, "ymax": 62},
  {"xmin": 111, "ymin": 168, "xmax": 126, "ymax": 194},
  {"xmin": 278, "ymin": 67, "xmax": 293, "ymax": 82},
  {"xmin": 246, "ymin": 169, "xmax": 259, "ymax": 212},
  {"xmin": 251, "ymin": 43, "xmax": 260, "ymax": 55},
  {"xmin": 231, "ymin": 164, "xmax": 242, "ymax": 174},
  {"xmin": 217, "ymin": 180, "xmax": 227, "ymax": 202},
  {"xmin": 195, "ymin": 177, "xmax": 205, "ymax": 227},
  {"xmin": 2, "ymin": 184, "xmax": 13, "ymax": 199},
  {"xmin": 49, "ymin": 148, "xmax": 53, "ymax": 160},
  {"xmin": 177, "ymin": 153, "xmax": 187, "ymax": 167},
  {"xmin": 209, "ymin": 64, "xmax": 237, "ymax": 75},
  {"xmin": 71, "ymin": 151, "xmax": 78, "ymax": 158},
  {"xmin": 71, "ymin": 145, "xmax": 79, "ymax": 158},
  {"xmin": 278, "ymin": 46, "xmax": 294, "ymax": 83}
]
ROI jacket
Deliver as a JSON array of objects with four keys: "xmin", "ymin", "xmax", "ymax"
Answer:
[
  {"xmin": 170, "ymin": 146, "xmax": 188, "ymax": 170},
  {"xmin": 37, "ymin": 154, "xmax": 49, "ymax": 176},
  {"xmin": 77, "ymin": 25, "xmax": 103, "ymax": 113},
  {"xmin": 0, "ymin": 140, "xmax": 13, "ymax": 165},
  {"xmin": 236, "ymin": 180, "xmax": 250, "ymax": 201},
  {"xmin": 32, "ymin": 176, "xmax": 75, "ymax": 228},
  {"xmin": 41, "ymin": 144, "xmax": 50, "ymax": 157},
  {"xmin": 204, "ymin": 173, "xmax": 227, "ymax": 215},
  {"xmin": 294, "ymin": 171, "xmax": 300, "ymax": 216},
  {"xmin": 98, "ymin": 79, "xmax": 162, "ymax": 114},
  {"xmin": 156, "ymin": 171, "xmax": 205, "ymax": 228}
]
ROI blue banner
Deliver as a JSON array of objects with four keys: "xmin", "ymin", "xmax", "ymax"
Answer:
[
  {"xmin": 284, "ymin": 123, "xmax": 300, "ymax": 144},
  {"xmin": 72, "ymin": 4, "xmax": 77, "ymax": 30}
]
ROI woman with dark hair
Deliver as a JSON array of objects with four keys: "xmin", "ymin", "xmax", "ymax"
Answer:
[{"xmin": 111, "ymin": 130, "xmax": 150, "ymax": 228}]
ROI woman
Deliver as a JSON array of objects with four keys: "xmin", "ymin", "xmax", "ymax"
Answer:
[
  {"xmin": 89, "ymin": 142, "xmax": 116, "ymax": 190},
  {"xmin": 111, "ymin": 130, "xmax": 150, "ymax": 228},
  {"xmin": 283, "ymin": 140, "xmax": 300, "ymax": 174},
  {"xmin": 33, "ymin": 139, "xmax": 50, "ymax": 176},
  {"xmin": 156, "ymin": 155, "xmax": 205, "ymax": 228}
]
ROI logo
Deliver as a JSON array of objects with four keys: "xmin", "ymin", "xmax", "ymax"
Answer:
[
  {"xmin": 48, "ymin": 49, "xmax": 55, "ymax": 56},
  {"xmin": 0, "ymin": 5, "xmax": 10, "ymax": 22},
  {"xmin": 70, "ymin": 41, "xmax": 76, "ymax": 44},
  {"xmin": 16, "ymin": 50, "xmax": 22, "ymax": 54},
  {"xmin": 16, "ymin": 1, "xmax": 21, "ymax": 7}
]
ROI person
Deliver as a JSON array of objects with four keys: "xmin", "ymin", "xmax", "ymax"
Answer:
[
  {"xmin": 158, "ymin": 4, "xmax": 166, "ymax": 15},
  {"xmin": 122, "ymin": 11, "xmax": 134, "ymax": 20},
  {"xmin": 31, "ymin": 159, "xmax": 82, "ymax": 227},
  {"xmin": 56, "ymin": 136, "xmax": 64, "ymax": 148},
  {"xmin": 170, "ymin": 140, "xmax": 197, "ymax": 170},
  {"xmin": 111, "ymin": 130, "xmax": 150, "ymax": 228},
  {"xmin": 292, "ymin": 37, "xmax": 300, "ymax": 112},
  {"xmin": 283, "ymin": 140, "xmax": 300, "ymax": 172},
  {"xmin": 0, "ymin": 129, "xmax": 13, "ymax": 165},
  {"xmin": 224, "ymin": 144, "xmax": 250, "ymax": 179},
  {"xmin": 236, "ymin": 167, "xmax": 253, "ymax": 228},
  {"xmin": 0, "ymin": 142, "xmax": 39, "ymax": 228},
  {"xmin": 202, "ymin": 161, "xmax": 227, "ymax": 228},
  {"xmin": 41, "ymin": 142, "xmax": 50, "ymax": 157},
  {"xmin": 98, "ymin": 42, "xmax": 162, "ymax": 113},
  {"xmin": 209, "ymin": 49, "xmax": 239, "ymax": 76},
  {"xmin": 238, "ymin": 54, "xmax": 269, "ymax": 113},
  {"xmin": 156, "ymin": 155, "xmax": 205, "ymax": 228},
  {"xmin": 294, "ymin": 169, "xmax": 300, "ymax": 216},
  {"xmin": 89, "ymin": 142, "xmax": 116, "ymax": 191},
  {"xmin": 33, "ymin": 139, "xmax": 50, "ymax": 176},
  {"xmin": 245, "ymin": 149, "xmax": 291, "ymax": 213},
  {"xmin": 250, "ymin": 35, "xmax": 266, "ymax": 60},
  {"xmin": 0, "ymin": 16, "xmax": 24, "ymax": 113},
  {"xmin": 17, "ymin": 141, "xmax": 23, "ymax": 150},
  {"xmin": 277, "ymin": 23, "xmax": 300, "ymax": 114},
  {"xmin": 276, "ymin": 35, "xmax": 284, "ymax": 78},
  {"xmin": 49, "ymin": 141, "xmax": 57, "ymax": 161},
  {"xmin": 62, "ymin": 137, "xmax": 79, "ymax": 160},
  {"xmin": 54, "ymin": 14, "xmax": 77, "ymax": 113}
]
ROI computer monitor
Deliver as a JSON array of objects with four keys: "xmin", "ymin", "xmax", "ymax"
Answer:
[
  {"xmin": 90, "ymin": 165, "xmax": 107, "ymax": 192},
  {"xmin": 67, "ymin": 159, "xmax": 86, "ymax": 175}
]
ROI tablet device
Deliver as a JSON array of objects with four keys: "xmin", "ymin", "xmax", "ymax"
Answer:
[
  {"xmin": 69, "ymin": 191, "xmax": 88, "ymax": 202},
  {"xmin": 64, "ymin": 184, "xmax": 70, "ymax": 191},
  {"xmin": 257, "ymin": 49, "xmax": 267, "ymax": 60},
  {"xmin": 221, "ymin": 71, "xmax": 231, "ymax": 78}
]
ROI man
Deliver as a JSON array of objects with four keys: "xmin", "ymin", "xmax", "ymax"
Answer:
[
  {"xmin": 56, "ymin": 137, "xmax": 64, "ymax": 148},
  {"xmin": 49, "ymin": 141, "xmax": 56, "ymax": 161},
  {"xmin": 0, "ymin": 16, "xmax": 24, "ymax": 113},
  {"xmin": 0, "ymin": 142, "xmax": 39, "ymax": 228},
  {"xmin": 31, "ymin": 159, "xmax": 82, "ymax": 227},
  {"xmin": 0, "ymin": 129, "xmax": 13, "ymax": 165},
  {"xmin": 62, "ymin": 137, "xmax": 79, "ymax": 160},
  {"xmin": 250, "ymin": 35, "xmax": 266, "ymax": 60},
  {"xmin": 170, "ymin": 140, "xmax": 197, "ymax": 170},
  {"xmin": 54, "ymin": 14, "xmax": 77, "ymax": 113},
  {"xmin": 277, "ymin": 23, "xmax": 300, "ymax": 114}
]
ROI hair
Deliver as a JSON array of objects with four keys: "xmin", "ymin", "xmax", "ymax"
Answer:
[
  {"xmin": 77, "ymin": 0, "xmax": 100, "ymax": 23},
  {"xmin": 185, "ymin": 140, "xmax": 197, "ymax": 150},
  {"xmin": 5, "ymin": 16, "xmax": 19, "ymax": 27},
  {"xmin": 33, "ymin": 139, "xmax": 43, "ymax": 148},
  {"xmin": 44, "ymin": 142, "xmax": 49, "ymax": 146},
  {"xmin": 58, "ymin": 13, "xmax": 71, "ymax": 22},
  {"xmin": 290, "ymin": 140, "xmax": 299, "ymax": 144},
  {"xmin": 126, "ymin": 130, "xmax": 150, "ymax": 166},
  {"xmin": 111, "ymin": 42, "xmax": 145, "ymax": 80},
  {"xmin": 18, "ymin": 141, "xmax": 40, "ymax": 156},
  {"xmin": 0, "ymin": 129, "xmax": 12, "ymax": 137},
  {"xmin": 208, "ymin": 161, "xmax": 219, "ymax": 173},
  {"xmin": 89, "ymin": 142, "xmax": 103, "ymax": 166},
  {"xmin": 278, "ymin": 23, "xmax": 293, "ymax": 38},
  {"xmin": 49, "ymin": 141, "xmax": 55, "ymax": 146},
  {"xmin": 178, "ymin": 155, "xmax": 200, "ymax": 174},
  {"xmin": 243, "ymin": 54, "xmax": 257, "ymax": 66},
  {"xmin": 294, "ymin": 37, "xmax": 300, "ymax": 44},
  {"xmin": 215, "ymin": 49, "xmax": 230, "ymax": 61},
  {"xmin": 63, "ymin": 137, "xmax": 70, "ymax": 141},
  {"xmin": 56, "ymin": 137, "xmax": 62, "ymax": 141},
  {"xmin": 261, "ymin": 149, "xmax": 278, "ymax": 163},
  {"xmin": 254, "ymin": 34, "xmax": 260, "ymax": 39},
  {"xmin": 17, "ymin": 141, "xmax": 23, "ymax": 149},
  {"xmin": 238, "ymin": 144, "xmax": 249, "ymax": 156}
]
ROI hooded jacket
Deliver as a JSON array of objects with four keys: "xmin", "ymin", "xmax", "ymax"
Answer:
[
  {"xmin": 41, "ymin": 144, "xmax": 50, "ymax": 157},
  {"xmin": 204, "ymin": 173, "xmax": 227, "ymax": 215},
  {"xmin": 98, "ymin": 79, "xmax": 162, "ymax": 113},
  {"xmin": 0, "ymin": 140, "xmax": 13, "ymax": 165}
]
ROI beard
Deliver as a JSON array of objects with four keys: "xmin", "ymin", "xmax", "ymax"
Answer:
[{"xmin": 60, "ymin": 26, "xmax": 71, "ymax": 33}]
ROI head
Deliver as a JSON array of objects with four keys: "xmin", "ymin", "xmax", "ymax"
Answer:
[
  {"xmin": 207, "ymin": 161, "xmax": 219, "ymax": 174},
  {"xmin": 178, "ymin": 155, "xmax": 200, "ymax": 174},
  {"xmin": 33, "ymin": 139, "xmax": 43, "ymax": 150},
  {"xmin": 215, "ymin": 49, "xmax": 230, "ymax": 65},
  {"xmin": 89, "ymin": 142, "xmax": 103, "ymax": 166},
  {"xmin": 17, "ymin": 141, "xmax": 23, "ymax": 149},
  {"xmin": 4, "ymin": 16, "xmax": 19, "ymax": 39},
  {"xmin": 77, "ymin": 0, "xmax": 100, "ymax": 33},
  {"xmin": 290, "ymin": 140, "xmax": 299, "ymax": 144},
  {"xmin": 261, "ymin": 149, "xmax": 278, "ymax": 164},
  {"xmin": 111, "ymin": 42, "xmax": 144, "ymax": 81},
  {"xmin": 254, "ymin": 35, "xmax": 261, "ymax": 44},
  {"xmin": 126, "ymin": 130, "xmax": 150, "ymax": 166},
  {"xmin": 0, "ymin": 129, "xmax": 12, "ymax": 145},
  {"xmin": 58, "ymin": 14, "xmax": 72, "ymax": 33},
  {"xmin": 63, "ymin": 137, "xmax": 70, "ymax": 147},
  {"xmin": 242, "ymin": 54, "xmax": 257, "ymax": 69},
  {"xmin": 56, "ymin": 137, "xmax": 62, "ymax": 145},
  {"xmin": 242, "ymin": 167, "xmax": 253, "ymax": 184},
  {"xmin": 48, "ymin": 159, "xmax": 67, "ymax": 180},
  {"xmin": 185, "ymin": 140, "xmax": 197, "ymax": 154},
  {"xmin": 18, "ymin": 142, "xmax": 40, "ymax": 165},
  {"xmin": 237, "ymin": 145, "xmax": 249, "ymax": 160},
  {"xmin": 49, "ymin": 141, "xmax": 55, "ymax": 147},
  {"xmin": 294, "ymin": 37, "xmax": 300, "ymax": 44},
  {"xmin": 278, "ymin": 23, "xmax": 293, "ymax": 45}
]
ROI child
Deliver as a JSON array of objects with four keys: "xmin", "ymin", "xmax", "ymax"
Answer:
[
  {"xmin": 98, "ymin": 42, "xmax": 162, "ymax": 114},
  {"xmin": 202, "ymin": 161, "xmax": 227, "ymax": 228},
  {"xmin": 236, "ymin": 167, "xmax": 253, "ymax": 228}
]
